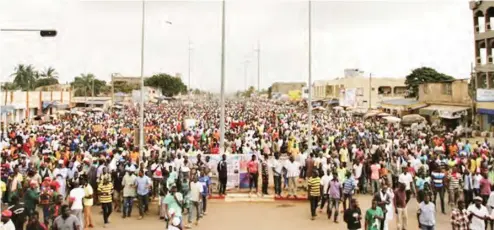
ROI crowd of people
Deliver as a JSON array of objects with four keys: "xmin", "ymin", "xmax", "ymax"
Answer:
[{"xmin": 1, "ymin": 98, "xmax": 494, "ymax": 230}]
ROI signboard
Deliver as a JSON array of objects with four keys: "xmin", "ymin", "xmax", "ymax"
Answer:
[
  {"xmin": 341, "ymin": 88, "xmax": 357, "ymax": 107},
  {"xmin": 184, "ymin": 119, "xmax": 196, "ymax": 130},
  {"xmin": 477, "ymin": 89, "xmax": 494, "ymax": 102},
  {"xmin": 92, "ymin": 125, "xmax": 103, "ymax": 132}
]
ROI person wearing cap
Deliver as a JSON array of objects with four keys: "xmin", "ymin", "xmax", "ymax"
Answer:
[
  {"xmin": 468, "ymin": 196, "xmax": 489, "ymax": 230},
  {"xmin": 164, "ymin": 183, "xmax": 183, "ymax": 226},
  {"xmin": 0, "ymin": 210, "xmax": 15, "ymax": 230},
  {"xmin": 24, "ymin": 180, "xmax": 40, "ymax": 216}
]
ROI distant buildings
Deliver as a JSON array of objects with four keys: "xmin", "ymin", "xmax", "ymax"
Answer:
[
  {"xmin": 312, "ymin": 72, "xmax": 406, "ymax": 109},
  {"xmin": 270, "ymin": 82, "xmax": 306, "ymax": 95},
  {"xmin": 470, "ymin": 0, "xmax": 494, "ymax": 131}
]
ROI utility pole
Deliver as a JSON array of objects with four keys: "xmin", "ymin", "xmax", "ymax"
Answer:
[
  {"xmin": 111, "ymin": 73, "xmax": 115, "ymax": 113},
  {"xmin": 244, "ymin": 60, "xmax": 250, "ymax": 106},
  {"xmin": 219, "ymin": 0, "xmax": 226, "ymax": 154},
  {"xmin": 188, "ymin": 39, "xmax": 192, "ymax": 117},
  {"xmin": 307, "ymin": 0, "xmax": 313, "ymax": 151},
  {"xmin": 369, "ymin": 73, "xmax": 372, "ymax": 109},
  {"xmin": 256, "ymin": 40, "xmax": 260, "ymax": 92},
  {"xmin": 91, "ymin": 76, "xmax": 95, "ymax": 108}
]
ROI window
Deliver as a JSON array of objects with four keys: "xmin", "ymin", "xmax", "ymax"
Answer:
[{"xmin": 441, "ymin": 83, "xmax": 452, "ymax": 95}]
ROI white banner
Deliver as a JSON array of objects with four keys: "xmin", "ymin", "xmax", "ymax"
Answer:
[{"xmin": 477, "ymin": 89, "xmax": 494, "ymax": 102}]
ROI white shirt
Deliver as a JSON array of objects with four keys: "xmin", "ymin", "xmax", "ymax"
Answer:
[
  {"xmin": 284, "ymin": 160, "xmax": 300, "ymax": 178},
  {"xmin": 353, "ymin": 163, "xmax": 363, "ymax": 179},
  {"xmin": 69, "ymin": 187, "xmax": 85, "ymax": 210},
  {"xmin": 271, "ymin": 159, "xmax": 282, "ymax": 176},
  {"xmin": 0, "ymin": 220, "xmax": 15, "ymax": 230},
  {"xmin": 468, "ymin": 204, "xmax": 489, "ymax": 230},
  {"xmin": 189, "ymin": 181, "xmax": 204, "ymax": 202},
  {"xmin": 398, "ymin": 173, "xmax": 413, "ymax": 191},
  {"xmin": 320, "ymin": 174, "xmax": 333, "ymax": 195}
]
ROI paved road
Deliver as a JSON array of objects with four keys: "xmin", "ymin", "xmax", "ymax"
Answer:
[{"xmin": 89, "ymin": 194, "xmax": 453, "ymax": 230}]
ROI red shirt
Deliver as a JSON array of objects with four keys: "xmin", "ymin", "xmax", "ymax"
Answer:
[
  {"xmin": 247, "ymin": 161, "xmax": 258, "ymax": 174},
  {"xmin": 480, "ymin": 178, "xmax": 491, "ymax": 195}
]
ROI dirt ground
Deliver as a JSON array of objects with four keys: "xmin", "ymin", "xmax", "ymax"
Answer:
[{"xmin": 88, "ymin": 194, "xmax": 454, "ymax": 230}]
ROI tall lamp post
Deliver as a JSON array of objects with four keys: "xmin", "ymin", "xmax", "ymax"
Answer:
[
  {"xmin": 138, "ymin": 0, "xmax": 172, "ymax": 156},
  {"xmin": 307, "ymin": 0, "xmax": 313, "ymax": 152},
  {"xmin": 219, "ymin": 0, "xmax": 226, "ymax": 153}
]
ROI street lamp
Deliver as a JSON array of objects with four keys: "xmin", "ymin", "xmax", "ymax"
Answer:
[
  {"xmin": 219, "ymin": 0, "xmax": 226, "ymax": 154},
  {"xmin": 307, "ymin": 0, "xmax": 313, "ymax": 152},
  {"xmin": 0, "ymin": 29, "xmax": 58, "ymax": 37},
  {"xmin": 139, "ymin": 0, "xmax": 172, "ymax": 156}
]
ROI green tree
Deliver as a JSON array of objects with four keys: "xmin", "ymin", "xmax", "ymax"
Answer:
[
  {"xmin": 144, "ymin": 73, "xmax": 187, "ymax": 96},
  {"xmin": 71, "ymin": 73, "xmax": 107, "ymax": 98},
  {"xmin": 11, "ymin": 64, "xmax": 38, "ymax": 90},
  {"xmin": 40, "ymin": 67, "xmax": 58, "ymax": 79},
  {"xmin": 35, "ymin": 77, "xmax": 59, "ymax": 88},
  {"xmin": 243, "ymin": 86, "xmax": 256, "ymax": 98},
  {"xmin": 1, "ymin": 82, "xmax": 19, "ymax": 91},
  {"xmin": 405, "ymin": 67, "xmax": 455, "ymax": 98},
  {"xmin": 113, "ymin": 81, "xmax": 138, "ymax": 94}
]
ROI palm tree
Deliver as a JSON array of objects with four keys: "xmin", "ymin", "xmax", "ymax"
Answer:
[
  {"xmin": 71, "ymin": 73, "xmax": 96, "ymax": 100},
  {"xmin": 11, "ymin": 64, "xmax": 37, "ymax": 90},
  {"xmin": 40, "ymin": 67, "xmax": 58, "ymax": 79}
]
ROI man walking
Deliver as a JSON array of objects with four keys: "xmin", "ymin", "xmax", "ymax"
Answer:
[
  {"xmin": 450, "ymin": 199, "xmax": 469, "ymax": 230},
  {"xmin": 307, "ymin": 170, "xmax": 321, "ymax": 220},
  {"xmin": 417, "ymin": 194, "xmax": 436, "ymax": 230},
  {"xmin": 394, "ymin": 183, "xmax": 408, "ymax": 230},
  {"xmin": 98, "ymin": 177, "xmax": 114, "ymax": 227},
  {"xmin": 122, "ymin": 168, "xmax": 137, "ymax": 218},
  {"xmin": 467, "ymin": 196, "xmax": 489, "ymax": 230},
  {"xmin": 431, "ymin": 167, "xmax": 446, "ymax": 214},
  {"xmin": 217, "ymin": 154, "xmax": 228, "ymax": 196},
  {"xmin": 344, "ymin": 198, "xmax": 362, "ymax": 230},
  {"xmin": 135, "ymin": 170, "xmax": 151, "ymax": 220}
]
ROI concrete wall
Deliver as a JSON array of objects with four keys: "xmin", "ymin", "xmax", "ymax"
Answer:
[{"xmin": 418, "ymin": 80, "xmax": 471, "ymax": 106}]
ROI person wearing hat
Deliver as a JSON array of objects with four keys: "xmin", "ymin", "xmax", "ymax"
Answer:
[
  {"xmin": 0, "ymin": 210, "xmax": 15, "ymax": 230},
  {"xmin": 24, "ymin": 180, "xmax": 40, "ymax": 216},
  {"xmin": 467, "ymin": 196, "xmax": 490, "ymax": 230},
  {"xmin": 164, "ymin": 184, "xmax": 184, "ymax": 229}
]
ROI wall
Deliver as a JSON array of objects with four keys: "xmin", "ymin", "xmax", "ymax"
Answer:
[{"xmin": 418, "ymin": 81, "xmax": 471, "ymax": 106}]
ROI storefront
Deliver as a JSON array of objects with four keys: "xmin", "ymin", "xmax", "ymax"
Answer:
[
  {"xmin": 380, "ymin": 99, "xmax": 427, "ymax": 117},
  {"xmin": 419, "ymin": 105, "xmax": 470, "ymax": 128}
]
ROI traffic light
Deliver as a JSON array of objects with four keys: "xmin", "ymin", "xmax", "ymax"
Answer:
[{"xmin": 40, "ymin": 30, "xmax": 57, "ymax": 37}]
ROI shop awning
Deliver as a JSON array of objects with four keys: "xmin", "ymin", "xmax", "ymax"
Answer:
[
  {"xmin": 419, "ymin": 105, "xmax": 470, "ymax": 119},
  {"xmin": 380, "ymin": 98, "xmax": 427, "ymax": 110},
  {"xmin": 0, "ymin": 105, "xmax": 15, "ymax": 114}
]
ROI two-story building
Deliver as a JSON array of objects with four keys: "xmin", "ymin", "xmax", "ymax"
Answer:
[
  {"xmin": 312, "ymin": 76, "xmax": 407, "ymax": 109},
  {"xmin": 417, "ymin": 79, "xmax": 472, "ymax": 127},
  {"xmin": 470, "ymin": 0, "xmax": 494, "ymax": 131}
]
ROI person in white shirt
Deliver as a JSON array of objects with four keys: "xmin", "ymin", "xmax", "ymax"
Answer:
[
  {"xmin": 398, "ymin": 167, "xmax": 414, "ymax": 204},
  {"xmin": 319, "ymin": 169, "xmax": 333, "ymax": 212},
  {"xmin": 68, "ymin": 181, "xmax": 86, "ymax": 228},
  {"xmin": 271, "ymin": 154, "xmax": 283, "ymax": 197},
  {"xmin": 468, "ymin": 196, "xmax": 489, "ymax": 230},
  {"xmin": 189, "ymin": 176, "xmax": 203, "ymax": 225},
  {"xmin": 0, "ymin": 210, "xmax": 15, "ymax": 230},
  {"xmin": 285, "ymin": 156, "xmax": 300, "ymax": 198}
]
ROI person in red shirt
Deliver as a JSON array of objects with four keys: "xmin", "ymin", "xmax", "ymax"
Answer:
[{"xmin": 247, "ymin": 155, "xmax": 259, "ymax": 195}]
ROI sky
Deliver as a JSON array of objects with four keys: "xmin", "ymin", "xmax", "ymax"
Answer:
[{"xmin": 0, "ymin": 0, "xmax": 475, "ymax": 93}]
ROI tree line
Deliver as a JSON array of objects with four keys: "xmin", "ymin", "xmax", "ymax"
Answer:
[{"xmin": 2, "ymin": 64, "xmax": 191, "ymax": 97}]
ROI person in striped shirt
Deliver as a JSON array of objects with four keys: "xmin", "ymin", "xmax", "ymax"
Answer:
[
  {"xmin": 307, "ymin": 170, "xmax": 321, "ymax": 220},
  {"xmin": 98, "ymin": 177, "xmax": 114, "ymax": 227},
  {"xmin": 431, "ymin": 167, "xmax": 446, "ymax": 214}
]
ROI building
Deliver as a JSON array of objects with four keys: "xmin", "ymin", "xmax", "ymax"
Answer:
[
  {"xmin": 470, "ymin": 0, "xmax": 494, "ymax": 131},
  {"xmin": 112, "ymin": 76, "xmax": 148, "ymax": 85},
  {"xmin": 270, "ymin": 82, "xmax": 306, "ymax": 95},
  {"xmin": 417, "ymin": 79, "xmax": 472, "ymax": 127},
  {"xmin": 312, "ymin": 75, "xmax": 407, "ymax": 108},
  {"xmin": 1, "ymin": 89, "xmax": 72, "ymax": 124}
]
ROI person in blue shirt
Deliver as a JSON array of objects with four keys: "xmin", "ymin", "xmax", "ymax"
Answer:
[
  {"xmin": 198, "ymin": 170, "xmax": 210, "ymax": 216},
  {"xmin": 134, "ymin": 170, "xmax": 151, "ymax": 220}
]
